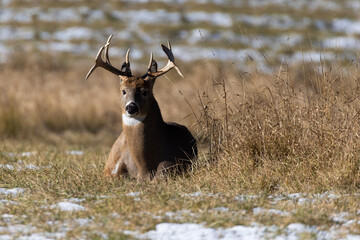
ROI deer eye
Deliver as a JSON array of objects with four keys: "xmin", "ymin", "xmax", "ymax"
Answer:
[{"xmin": 122, "ymin": 90, "xmax": 126, "ymax": 95}]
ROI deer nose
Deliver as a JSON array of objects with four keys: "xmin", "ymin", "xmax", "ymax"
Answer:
[{"xmin": 125, "ymin": 102, "xmax": 139, "ymax": 115}]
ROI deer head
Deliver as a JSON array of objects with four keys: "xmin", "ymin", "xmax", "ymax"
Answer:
[{"xmin": 86, "ymin": 35, "xmax": 184, "ymax": 122}]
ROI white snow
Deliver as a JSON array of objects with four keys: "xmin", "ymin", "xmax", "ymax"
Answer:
[
  {"xmin": 135, "ymin": 222, "xmax": 360, "ymax": 240},
  {"xmin": 332, "ymin": 212, "xmax": 350, "ymax": 223},
  {"xmin": 64, "ymin": 150, "xmax": 84, "ymax": 155},
  {"xmin": 1, "ymin": 151, "xmax": 36, "ymax": 158},
  {"xmin": 0, "ymin": 224, "xmax": 36, "ymax": 235},
  {"xmin": 53, "ymin": 27, "xmax": 94, "ymax": 41},
  {"xmin": 236, "ymin": 14, "xmax": 310, "ymax": 30},
  {"xmin": 0, "ymin": 164, "xmax": 15, "ymax": 170},
  {"xmin": 0, "ymin": 199, "xmax": 18, "ymax": 205},
  {"xmin": 212, "ymin": 207, "xmax": 229, "ymax": 212},
  {"xmin": 0, "ymin": 162, "xmax": 47, "ymax": 171},
  {"xmin": 1, "ymin": 214, "xmax": 14, "ymax": 223},
  {"xmin": 111, "ymin": 9, "xmax": 181, "ymax": 25},
  {"xmin": 74, "ymin": 218, "xmax": 92, "ymax": 226},
  {"xmin": 37, "ymin": 42, "xmax": 90, "ymax": 54},
  {"xmin": 184, "ymin": 191, "xmax": 202, "ymax": 197},
  {"xmin": 51, "ymin": 202, "xmax": 86, "ymax": 212},
  {"xmin": 235, "ymin": 195, "xmax": 259, "ymax": 202},
  {"xmin": 333, "ymin": 18, "xmax": 360, "ymax": 35},
  {"xmin": 0, "ymin": 188, "xmax": 25, "ymax": 196},
  {"xmin": 291, "ymin": 51, "xmax": 334, "ymax": 62},
  {"xmin": 126, "ymin": 192, "xmax": 141, "ymax": 197},
  {"xmin": 22, "ymin": 164, "xmax": 41, "ymax": 170},
  {"xmin": 186, "ymin": 11, "xmax": 233, "ymax": 27},
  {"xmin": 37, "ymin": 8, "xmax": 81, "ymax": 22},
  {"xmin": 182, "ymin": 191, "xmax": 219, "ymax": 198},
  {"xmin": 67, "ymin": 197, "xmax": 86, "ymax": 203},
  {"xmin": 20, "ymin": 152, "xmax": 36, "ymax": 157},
  {"xmin": 324, "ymin": 37, "xmax": 360, "ymax": 49}
]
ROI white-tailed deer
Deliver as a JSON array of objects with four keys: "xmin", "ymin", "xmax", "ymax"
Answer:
[{"xmin": 86, "ymin": 35, "xmax": 197, "ymax": 181}]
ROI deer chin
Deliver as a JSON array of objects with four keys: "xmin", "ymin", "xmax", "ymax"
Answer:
[{"xmin": 122, "ymin": 113, "xmax": 146, "ymax": 126}]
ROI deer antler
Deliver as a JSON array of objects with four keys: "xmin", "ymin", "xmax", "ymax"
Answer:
[
  {"xmin": 86, "ymin": 35, "xmax": 131, "ymax": 80},
  {"xmin": 147, "ymin": 41, "xmax": 184, "ymax": 78}
]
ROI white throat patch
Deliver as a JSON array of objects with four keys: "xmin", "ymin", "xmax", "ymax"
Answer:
[{"xmin": 122, "ymin": 114, "xmax": 146, "ymax": 126}]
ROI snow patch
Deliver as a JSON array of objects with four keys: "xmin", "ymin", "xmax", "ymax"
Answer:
[
  {"xmin": 212, "ymin": 207, "xmax": 229, "ymax": 212},
  {"xmin": 126, "ymin": 192, "xmax": 141, "ymax": 197},
  {"xmin": 136, "ymin": 222, "xmax": 357, "ymax": 240},
  {"xmin": 67, "ymin": 197, "xmax": 86, "ymax": 203},
  {"xmin": 332, "ymin": 212, "xmax": 350, "ymax": 223},
  {"xmin": 182, "ymin": 191, "xmax": 219, "ymax": 198},
  {"xmin": 0, "ymin": 164, "xmax": 15, "ymax": 170},
  {"xmin": 53, "ymin": 27, "xmax": 93, "ymax": 41},
  {"xmin": 0, "ymin": 188, "xmax": 26, "ymax": 196},
  {"xmin": 235, "ymin": 195, "xmax": 259, "ymax": 202},
  {"xmin": 65, "ymin": 150, "xmax": 84, "ymax": 155},
  {"xmin": 333, "ymin": 18, "xmax": 360, "ymax": 35},
  {"xmin": 186, "ymin": 11, "xmax": 233, "ymax": 27},
  {"xmin": 51, "ymin": 202, "xmax": 85, "ymax": 212},
  {"xmin": 0, "ymin": 199, "xmax": 18, "ymax": 205}
]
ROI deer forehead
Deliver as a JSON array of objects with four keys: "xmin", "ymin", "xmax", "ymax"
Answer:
[{"xmin": 121, "ymin": 77, "xmax": 152, "ymax": 89}]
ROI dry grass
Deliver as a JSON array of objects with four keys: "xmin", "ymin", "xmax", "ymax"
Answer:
[
  {"xmin": 1, "ymin": 53, "xmax": 360, "ymax": 193},
  {"xmin": 2, "ymin": 52, "xmax": 360, "ymax": 238}
]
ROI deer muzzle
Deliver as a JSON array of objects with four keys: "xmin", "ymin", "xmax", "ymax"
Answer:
[{"xmin": 125, "ymin": 102, "xmax": 139, "ymax": 116}]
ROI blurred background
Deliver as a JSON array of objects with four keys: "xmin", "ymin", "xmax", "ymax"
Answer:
[
  {"xmin": 0, "ymin": 0, "xmax": 360, "ymax": 144},
  {"xmin": 1, "ymin": 0, "xmax": 360, "ymax": 69}
]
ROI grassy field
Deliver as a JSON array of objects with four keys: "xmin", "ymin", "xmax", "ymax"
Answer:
[
  {"xmin": 2, "ymin": 52, "xmax": 360, "ymax": 239},
  {"xmin": 2, "ymin": 0, "xmax": 360, "ymax": 239}
]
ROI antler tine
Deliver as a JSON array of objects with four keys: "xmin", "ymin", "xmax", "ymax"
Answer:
[
  {"xmin": 104, "ymin": 35, "xmax": 113, "ymax": 65},
  {"xmin": 167, "ymin": 41, "xmax": 171, "ymax": 50},
  {"xmin": 125, "ymin": 48, "xmax": 130, "ymax": 64},
  {"xmin": 147, "ymin": 52, "xmax": 153, "ymax": 70},
  {"xmin": 149, "ymin": 41, "xmax": 184, "ymax": 78},
  {"xmin": 85, "ymin": 35, "xmax": 130, "ymax": 80},
  {"xmin": 85, "ymin": 46, "xmax": 105, "ymax": 80}
]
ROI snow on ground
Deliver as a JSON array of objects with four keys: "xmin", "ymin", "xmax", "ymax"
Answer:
[
  {"xmin": 64, "ymin": 150, "xmax": 84, "ymax": 155},
  {"xmin": 67, "ymin": 197, "xmax": 85, "ymax": 203},
  {"xmin": 2, "ymin": 152, "xmax": 36, "ymax": 158},
  {"xmin": 0, "ymin": 162, "xmax": 48, "ymax": 171},
  {"xmin": 51, "ymin": 202, "xmax": 86, "ymax": 212},
  {"xmin": 0, "ymin": 188, "xmax": 25, "ymax": 196},
  {"xmin": 182, "ymin": 191, "xmax": 219, "ymax": 198},
  {"xmin": 1, "ymin": 189, "xmax": 360, "ymax": 239},
  {"xmin": 126, "ymin": 192, "xmax": 141, "ymax": 197},
  {"xmin": 1, "ymin": 1, "xmax": 360, "ymax": 69},
  {"xmin": 134, "ymin": 222, "xmax": 360, "ymax": 240}
]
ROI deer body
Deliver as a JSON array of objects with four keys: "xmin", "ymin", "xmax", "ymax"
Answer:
[
  {"xmin": 86, "ymin": 35, "xmax": 197, "ymax": 180},
  {"xmin": 105, "ymin": 100, "xmax": 196, "ymax": 180}
]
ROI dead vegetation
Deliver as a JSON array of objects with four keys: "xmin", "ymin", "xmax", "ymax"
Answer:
[
  {"xmin": 2, "ymin": 53, "xmax": 360, "ymax": 238},
  {"xmin": 1, "ymin": 53, "xmax": 360, "ymax": 194}
]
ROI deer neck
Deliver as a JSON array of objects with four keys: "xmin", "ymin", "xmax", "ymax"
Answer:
[{"xmin": 122, "ymin": 98, "xmax": 165, "ymax": 171}]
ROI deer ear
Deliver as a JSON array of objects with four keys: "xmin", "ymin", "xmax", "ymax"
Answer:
[{"xmin": 121, "ymin": 62, "xmax": 132, "ymax": 76}]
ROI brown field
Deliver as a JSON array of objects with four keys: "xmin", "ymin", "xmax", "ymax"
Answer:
[
  {"xmin": 2, "ymin": 51, "xmax": 360, "ymax": 192},
  {"xmin": 2, "ymin": 51, "xmax": 360, "ymax": 238}
]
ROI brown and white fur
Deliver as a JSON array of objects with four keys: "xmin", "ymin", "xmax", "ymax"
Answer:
[{"xmin": 86, "ymin": 35, "xmax": 197, "ymax": 181}]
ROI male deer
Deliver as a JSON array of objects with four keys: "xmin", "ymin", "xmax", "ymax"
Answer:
[{"xmin": 86, "ymin": 35, "xmax": 197, "ymax": 181}]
